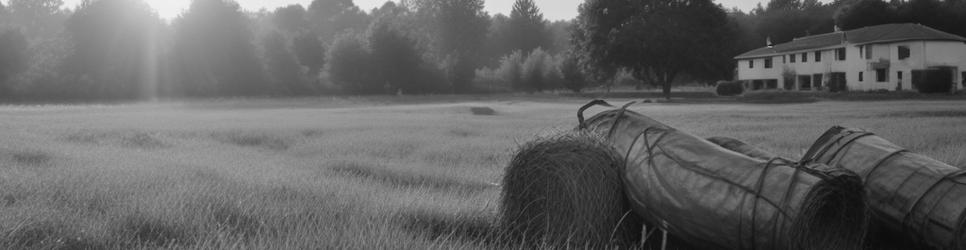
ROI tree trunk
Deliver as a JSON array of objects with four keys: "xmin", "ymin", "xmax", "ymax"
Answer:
[
  {"xmin": 660, "ymin": 71, "xmax": 678, "ymax": 100},
  {"xmin": 662, "ymin": 81, "xmax": 672, "ymax": 100}
]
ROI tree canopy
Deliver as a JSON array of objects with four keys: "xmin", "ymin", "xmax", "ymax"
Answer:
[{"xmin": 573, "ymin": 0, "xmax": 734, "ymax": 98}]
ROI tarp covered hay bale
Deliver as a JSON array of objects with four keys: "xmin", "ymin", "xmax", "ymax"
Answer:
[
  {"xmin": 499, "ymin": 132, "xmax": 642, "ymax": 248},
  {"xmin": 578, "ymin": 102, "xmax": 868, "ymax": 250},
  {"xmin": 802, "ymin": 126, "xmax": 966, "ymax": 249},
  {"xmin": 707, "ymin": 136, "xmax": 780, "ymax": 161}
]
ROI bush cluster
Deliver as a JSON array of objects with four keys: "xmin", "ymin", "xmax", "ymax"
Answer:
[{"xmin": 716, "ymin": 80, "xmax": 744, "ymax": 96}]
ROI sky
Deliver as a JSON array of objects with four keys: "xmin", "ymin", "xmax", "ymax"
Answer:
[{"xmin": 53, "ymin": 0, "xmax": 794, "ymax": 21}]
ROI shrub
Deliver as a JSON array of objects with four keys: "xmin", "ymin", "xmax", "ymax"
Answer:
[
  {"xmin": 520, "ymin": 48, "xmax": 552, "ymax": 92},
  {"xmin": 716, "ymin": 80, "xmax": 744, "ymax": 96},
  {"xmin": 497, "ymin": 50, "xmax": 525, "ymax": 90}
]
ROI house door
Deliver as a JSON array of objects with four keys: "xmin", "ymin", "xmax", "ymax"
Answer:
[
  {"xmin": 798, "ymin": 75, "xmax": 812, "ymax": 90},
  {"xmin": 813, "ymin": 74, "xmax": 823, "ymax": 90},
  {"xmin": 828, "ymin": 72, "xmax": 847, "ymax": 92}
]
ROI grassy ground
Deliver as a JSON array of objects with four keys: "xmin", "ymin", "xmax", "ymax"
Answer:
[{"xmin": 0, "ymin": 96, "xmax": 964, "ymax": 249}]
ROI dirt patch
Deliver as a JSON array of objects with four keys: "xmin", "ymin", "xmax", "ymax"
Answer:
[
  {"xmin": 63, "ymin": 131, "xmax": 169, "ymax": 150},
  {"xmin": 330, "ymin": 162, "xmax": 493, "ymax": 193},
  {"xmin": 469, "ymin": 107, "xmax": 496, "ymax": 116},
  {"xmin": 300, "ymin": 129, "xmax": 325, "ymax": 138},
  {"xmin": 9, "ymin": 150, "xmax": 52, "ymax": 166},
  {"xmin": 447, "ymin": 128, "xmax": 480, "ymax": 137},
  {"xmin": 211, "ymin": 131, "xmax": 291, "ymax": 151}
]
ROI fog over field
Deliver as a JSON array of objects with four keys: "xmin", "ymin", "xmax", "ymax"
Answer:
[
  {"xmin": 2, "ymin": 0, "xmax": 966, "ymax": 249},
  {"xmin": 0, "ymin": 98, "xmax": 964, "ymax": 249}
]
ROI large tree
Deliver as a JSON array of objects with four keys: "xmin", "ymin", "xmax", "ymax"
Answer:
[
  {"xmin": 62, "ymin": 0, "xmax": 164, "ymax": 99},
  {"xmin": 755, "ymin": 0, "xmax": 834, "ymax": 44},
  {"xmin": 172, "ymin": 0, "xmax": 267, "ymax": 96},
  {"xmin": 307, "ymin": 0, "xmax": 370, "ymax": 42},
  {"xmin": 573, "ymin": 0, "xmax": 734, "ymax": 99},
  {"xmin": 507, "ymin": 0, "xmax": 548, "ymax": 54},
  {"xmin": 292, "ymin": 32, "xmax": 326, "ymax": 77},
  {"xmin": 273, "ymin": 4, "xmax": 308, "ymax": 33},
  {"xmin": 262, "ymin": 30, "xmax": 309, "ymax": 95},
  {"xmin": 326, "ymin": 33, "xmax": 378, "ymax": 94},
  {"xmin": 835, "ymin": 0, "xmax": 897, "ymax": 30},
  {"xmin": 367, "ymin": 16, "xmax": 439, "ymax": 94},
  {"xmin": 410, "ymin": 0, "xmax": 489, "ymax": 93},
  {"xmin": 5, "ymin": 0, "xmax": 67, "ymax": 39}
]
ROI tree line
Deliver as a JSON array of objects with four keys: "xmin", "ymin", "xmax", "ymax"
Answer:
[{"xmin": 0, "ymin": 0, "xmax": 964, "ymax": 101}]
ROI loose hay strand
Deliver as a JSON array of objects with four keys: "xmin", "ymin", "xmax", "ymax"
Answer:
[{"xmin": 500, "ymin": 131, "xmax": 641, "ymax": 248}]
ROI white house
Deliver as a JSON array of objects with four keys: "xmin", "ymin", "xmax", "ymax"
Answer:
[{"xmin": 734, "ymin": 23, "xmax": 966, "ymax": 92}]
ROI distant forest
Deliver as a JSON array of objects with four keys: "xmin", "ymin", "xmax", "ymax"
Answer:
[{"xmin": 0, "ymin": 0, "xmax": 964, "ymax": 100}]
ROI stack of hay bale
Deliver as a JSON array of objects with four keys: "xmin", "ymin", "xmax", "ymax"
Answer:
[{"xmin": 500, "ymin": 100, "xmax": 964, "ymax": 249}]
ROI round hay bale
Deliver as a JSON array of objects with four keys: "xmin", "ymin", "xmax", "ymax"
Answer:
[
  {"xmin": 788, "ymin": 168, "xmax": 869, "ymax": 250},
  {"xmin": 707, "ymin": 136, "xmax": 779, "ymax": 160},
  {"xmin": 500, "ymin": 132, "xmax": 641, "ymax": 248}
]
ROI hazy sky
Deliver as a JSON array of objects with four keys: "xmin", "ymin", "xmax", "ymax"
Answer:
[{"xmin": 54, "ymin": 0, "xmax": 807, "ymax": 21}]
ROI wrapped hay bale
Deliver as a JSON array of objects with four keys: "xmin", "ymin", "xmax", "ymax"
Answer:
[
  {"xmin": 578, "ymin": 102, "xmax": 868, "ymax": 250},
  {"xmin": 802, "ymin": 126, "xmax": 966, "ymax": 249},
  {"xmin": 500, "ymin": 132, "xmax": 642, "ymax": 248},
  {"xmin": 707, "ymin": 136, "xmax": 780, "ymax": 161}
]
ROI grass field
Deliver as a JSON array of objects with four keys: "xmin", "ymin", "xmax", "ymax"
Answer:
[{"xmin": 1, "ymin": 96, "xmax": 964, "ymax": 249}]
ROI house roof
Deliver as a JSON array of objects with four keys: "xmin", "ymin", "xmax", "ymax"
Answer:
[{"xmin": 734, "ymin": 23, "xmax": 966, "ymax": 59}]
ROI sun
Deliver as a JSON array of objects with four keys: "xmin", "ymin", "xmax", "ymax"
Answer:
[{"xmin": 143, "ymin": 0, "xmax": 190, "ymax": 20}]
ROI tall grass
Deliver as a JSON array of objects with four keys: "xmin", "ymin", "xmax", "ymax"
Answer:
[{"xmin": 0, "ymin": 98, "xmax": 963, "ymax": 249}]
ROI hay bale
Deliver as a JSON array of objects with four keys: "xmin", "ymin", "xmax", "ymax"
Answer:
[
  {"xmin": 706, "ymin": 136, "xmax": 867, "ymax": 250},
  {"xmin": 707, "ymin": 136, "xmax": 779, "ymax": 160},
  {"xmin": 788, "ymin": 167, "xmax": 869, "ymax": 250},
  {"xmin": 500, "ymin": 132, "xmax": 641, "ymax": 248},
  {"xmin": 579, "ymin": 107, "xmax": 868, "ymax": 249}
]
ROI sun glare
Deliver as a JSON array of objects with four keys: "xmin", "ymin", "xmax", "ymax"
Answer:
[{"xmin": 144, "ymin": 0, "xmax": 190, "ymax": 20}]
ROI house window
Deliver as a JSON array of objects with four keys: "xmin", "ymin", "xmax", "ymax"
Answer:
[
  {"xmin": 859, "ymin": 72, "xmax": 864, "ymax": 82},
  {"xmin": 801, "ymin": 52, "xmax": 808, "ymax": 62},
  {"xmin": 790, "ymin": 54, "xmax": 796, "ymax": 63},
  {"xmin": 836, "ymin": 48, "xmax": 846, "ymax": 60},
  {"xmin": 814, "ymin": 51, "xmax": 822, "ymax": 62},
  {"xmin": 876, "ymin": 68, "xmax": 888, "ymax": 82},
  {"xmin": 898, "ymin": 46, "xmax": 910, "ymax": 60},
  {"xmin": 865, "ymin": 45, "xmax": 872, "ymax": 59},
  {"xmin": 764, "ymin": 58, "xmax": 772, "ymax": 68},
  {"xmin": 898, "ymin": 71, "xmax": 903, "ymax": 80},
  {"xmin": 749, "ymin": 60, "xmax": 754, "ymax": 68}
]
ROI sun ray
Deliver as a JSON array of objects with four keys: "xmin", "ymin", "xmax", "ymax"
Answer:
[{"xmin": 143, "ymin": 0, "xmax": 190, "ymax": 20}]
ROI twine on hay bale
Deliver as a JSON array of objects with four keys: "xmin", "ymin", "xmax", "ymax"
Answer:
[
  {"xmin": 500, "ymin": 132, "xmax": 641, "ymax": 248},
  {"xmin": 706, "ymin": 136, "xmax": 779, "ymax": 160}
]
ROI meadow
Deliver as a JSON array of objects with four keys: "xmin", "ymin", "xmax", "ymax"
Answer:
[{"xmin": 1, "ymin": 96, "xmax": 965, "ymax": 249}]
